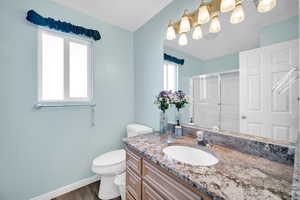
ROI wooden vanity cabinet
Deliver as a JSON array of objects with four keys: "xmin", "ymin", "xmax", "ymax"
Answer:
[{"xmin": 125, "ymin": 147, "xmax": 212, "ymax": 200}]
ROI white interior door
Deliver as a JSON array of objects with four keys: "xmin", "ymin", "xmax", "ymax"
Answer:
[{"xmin": 240, "ymin": 40, "xmax": 299, "ymax": 142}]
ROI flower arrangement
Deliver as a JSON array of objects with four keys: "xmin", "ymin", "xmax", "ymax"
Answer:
[
  {"xmin": 171, "ymin": 90, "xmax": 191, "ymax": 111},
  {"xmin": 154, "ymin": 90, "xmax": 191, "ymax": 133},
  {"xmin": 154, "ymin": 90, "xmax": 172, "ymax": 113}
]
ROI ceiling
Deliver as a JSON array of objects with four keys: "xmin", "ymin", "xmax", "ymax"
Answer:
[
  {"xmin": 51, "ymin": 0, "xmax": 173, "ymax": 31},
  {"xmin": 164, "ymin": 0, "xmax": 299, "ymax": 60}
]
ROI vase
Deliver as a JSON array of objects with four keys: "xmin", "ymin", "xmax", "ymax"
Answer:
[
  {"xmin": 159, "ymin": 111, "xmax": 168, "ymax": 135},
  {"xmin": 175, "ymin": 109, "xmax": 182, "ymax": 125}
]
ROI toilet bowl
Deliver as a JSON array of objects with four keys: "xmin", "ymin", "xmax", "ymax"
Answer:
[
  {"xmin": 91, "ymin": 124, "xmax": 153, "ymax": 200},
  {"xmin": 114, "ymin": 172, "xmax": 126, "ymax": 200}
]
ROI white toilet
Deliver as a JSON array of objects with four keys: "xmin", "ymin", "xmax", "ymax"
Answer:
[
  {"xmin": 114, "ymin": 172, "xmax": 126, "ymax": 200},
  {"xmin": 92, "ymin": 124, "xmax": 153, "ymax": 200}
]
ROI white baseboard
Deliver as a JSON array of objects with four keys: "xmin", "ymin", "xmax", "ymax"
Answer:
[{"xmin": 30, "ymin": 175, "xmax": 100, "ymax": 200}]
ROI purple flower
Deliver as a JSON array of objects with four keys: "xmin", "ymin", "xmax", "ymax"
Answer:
[
  {"xmin": 154, "ymin": 90, "xmax": 172, "ymax": 113},
  {"xmin": 171, "ymin": 90, "xmax": 190, "ymax": 111},
  {"xmin": 174, "ymin": 90, "xmax": 186, "ymax": 99}
]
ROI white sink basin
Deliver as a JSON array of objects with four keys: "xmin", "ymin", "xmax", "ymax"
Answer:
[{"xmin": 163, "ymin": 146, "xmax": 219, "ymax": 166}]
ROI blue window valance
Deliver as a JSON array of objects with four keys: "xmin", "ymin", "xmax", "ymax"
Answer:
[
  {"xmin": 164, "ymin": 53, "xmax": 184, "ymax": 65},
  {"xmin": 26, "ymin": 10, "xmax": 101, "ymax": 41}
]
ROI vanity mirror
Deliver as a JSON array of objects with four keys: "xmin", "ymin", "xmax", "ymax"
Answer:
[{"xmin": 163, "ymin": 0, "xmax": 299, "ymax": 144}]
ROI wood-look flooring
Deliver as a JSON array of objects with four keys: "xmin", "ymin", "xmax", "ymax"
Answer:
[{"xmin": 52, "ymin": 181, "xmax": 121, "ymax": 200}]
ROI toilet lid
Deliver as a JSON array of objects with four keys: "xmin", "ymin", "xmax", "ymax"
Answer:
[{"xmin": 93, "ymin": 149, "xmax": 125, "ymax": 167}]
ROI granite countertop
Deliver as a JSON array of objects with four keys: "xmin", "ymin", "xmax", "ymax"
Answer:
[{"xmin": 123, "ymin": 134, "xmax": 294, "ymax": 200}]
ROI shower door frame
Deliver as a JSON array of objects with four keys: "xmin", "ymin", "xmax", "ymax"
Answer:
[{"xmin": 190, "ymin": 69, "xmax": 239, "ymax": 130}]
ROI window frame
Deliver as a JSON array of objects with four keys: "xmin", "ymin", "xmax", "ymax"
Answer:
[
  {"xmin": 37, "ymin": 28, "xmax": 94, "ymax": 107},
  {"xmin": 163, "ymin": 61, "xmax": 178, "ymax": 91}
]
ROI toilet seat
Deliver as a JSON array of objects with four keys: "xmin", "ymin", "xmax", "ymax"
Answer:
[{"xmin": 93, "ymin": 149, "xmax": 125, "ymax": 167}]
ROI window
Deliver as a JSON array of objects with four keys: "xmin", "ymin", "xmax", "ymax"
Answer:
[
  {"xmin": 38, "ymin": 29, "xmax": 93, "ymax": 105},
  {"xmin": 164, "ymin": 62, "xmax": 178, "ymax": 91}
]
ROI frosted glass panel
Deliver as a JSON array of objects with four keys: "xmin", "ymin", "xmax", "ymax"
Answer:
[
  {"xmin": 69, "ymin": 42, "xmax": 88, "ymax": 98},
  {"xmin": 193, "ymin": 75, "xmax": 219, "ymax": 129},
  {"xmin": 42, "ymin": 32, "xmax": 64, "ymax": 101},
  {"xmin": 220, "ymin": 72, "xmax": 240, "ymax": 132}
]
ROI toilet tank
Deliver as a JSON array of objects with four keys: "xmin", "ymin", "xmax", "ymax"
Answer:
[{"xmin": 126, "ymin": 124, "xmax": 153, "ymax": 137}]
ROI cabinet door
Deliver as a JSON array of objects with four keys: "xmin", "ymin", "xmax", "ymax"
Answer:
[
  {"xmin": 143, "ymin": 160, "xmax": 205, "ymax": 200},
  {"xmin": 126, "ymin": 149, "xmax": 142, "ymax": 176},
  {"xmin": 126, "ymin": 168, "xmax": 142, "ymax": 200},
  {"xmin": 142, "ymin": 181, "xmax": 165, "ymax": 200},
  {"xmin": 126, "ymin": 192, "xmax": 136, "ymax": 200}
]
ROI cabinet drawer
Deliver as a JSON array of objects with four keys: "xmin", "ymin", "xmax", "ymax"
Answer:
[
  {"xmin": 126, "ymin": 191, "xmax": 136, "ymax": 200},
  {"xmin": 143, "ymin": 160, "xmax": 204, "ymax": 200},
  {"xmin": 126, "ymin": 168, "xmax": 142, "ymax": 200},
  {"xmin": 142, "ymin": 181, "xmax": 165, "ymax": 200},
  {"xmin": 126, "ymin": 149, "xmax": 142, "ymax": 176}
]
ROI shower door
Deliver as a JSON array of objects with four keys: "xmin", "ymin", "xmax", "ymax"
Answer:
[
  {"xmin": 192, "ymin": 71, "xmax": 240, "ymax": 132},
  {"xmin": 220, "ymin": 72, "xmax": 240, "ymax": 132},
  {"xmin": 193, "ymin": 75, "xmax": 220, "ymax": 129}
]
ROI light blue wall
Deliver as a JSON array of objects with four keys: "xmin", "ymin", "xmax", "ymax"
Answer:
[
  {"xmin": 203, "ymin": 53, "xmax": 239, "ymax": 73},
  {"xmin": 260, "ymin": 15, "xmax": 299, "ymax": 46},
  {"xmin": 0, "ymin": 1, "xmax": 134, "ymax": 199}
]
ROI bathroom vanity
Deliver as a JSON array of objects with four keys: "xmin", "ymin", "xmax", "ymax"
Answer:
[
  {"xmin": 125, "ymin": 145, "xmax": 211, "ymax": 200},
  {"xmin": 123, "ymin": 131, "xmax": 294, "ymax": 200}
]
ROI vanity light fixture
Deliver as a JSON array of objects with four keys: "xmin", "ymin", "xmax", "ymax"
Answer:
[
  {"xmin": 209, "ymin": 15, "xmax": 221, "ymax": 33},
  {"xmin": 220, "ymin": 0, "xmax": 236, "ymax": 13},
  {"xmin": 166, "ymin": 23, "xmax": 176, "ymax": 40},
  {"xmin": 230, "ymin": 2, "xmax": 245, "ymax": 24},
  {"xmin": 166, "ymin": 0, "xmax": 277, "ymax": 46},
  {"xmin": 256, "ymin": 0, "xmax": 277, "ymax": 13},
  {"xmin": 179, "ymin": 33, "xmax": 188, "ymax": 46},
  {"xmin": 192, "ymin": 25, "xmax": 203, "ymax": 40},
  {"xmin": 179, "ymin": 10, "xmax": 191, "ymax": 33},
  {"xmin": 198, "ymin": 4, "xmax": 210, "ymax": 24}
]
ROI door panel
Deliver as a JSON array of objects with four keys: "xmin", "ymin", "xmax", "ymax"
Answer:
[
  {"xmin": 240, "ymin": 39, "xmax": 299, "ymax": 142},
  {"xmin": 248, "ymin": 75, "xmax": 262, "ymax": 111},
  {"xmin": 240, "ymin": 48, "xmax": 266, "ymax": 137}
]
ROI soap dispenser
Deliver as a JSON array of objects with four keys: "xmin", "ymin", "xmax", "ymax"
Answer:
[
  {"xmin": 175, "ymin": 120, "xmax": 183, "ymax": 137},
  {"xmin": 197, "ymin": 131, "xmax": 206, "ymax": 146}
]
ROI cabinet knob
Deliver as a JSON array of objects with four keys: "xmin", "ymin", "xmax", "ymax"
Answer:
[{"xmin": 241, "ymin": 116, "xmax": 247, "ymax": 119}]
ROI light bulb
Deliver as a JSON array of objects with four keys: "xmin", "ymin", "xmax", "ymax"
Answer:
[
  {"xmin": 166, "ymin": 25, "xmax": 176, "ymax": 40},
  {"xmin": 179, "ymin": 33, "xmax": 188, "ymax": 46},
  {"xmin": 257, "ymin": 0, "xmax": 276, "ymax": 13},
  {"xmin": 230, "ymin": 4, "xmax": 245, "ymax": 24},
  {"xmin": 209, "ymin": 16, "xmax": 221, "ymax": 33},
  {"xmin": 192, "ymin": 25, "xmax": 203, "ymax": 40},
  {"xmin": 198, "ymin": 5, "xmax": 210, "ymax": 24},
  {"xmin": 179, "ymin": 11, "xmax": 191, "ymax": 33},
  {"xmin": 220, "ymin": 0, "xmax": 236, "ymax": 13}
]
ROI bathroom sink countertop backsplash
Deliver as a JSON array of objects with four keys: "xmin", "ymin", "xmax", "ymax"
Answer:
[{"xmin": 123, "ymin": 133, "xmax": 294, "ymax": 200}]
